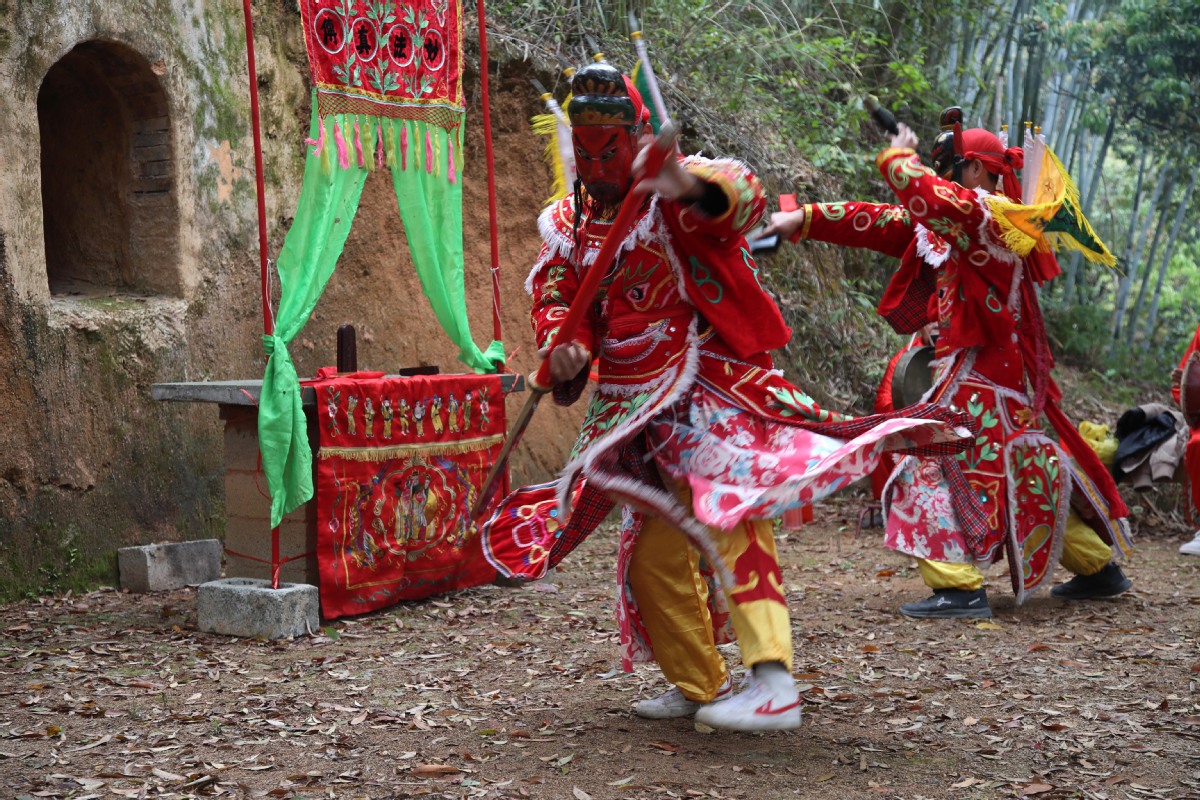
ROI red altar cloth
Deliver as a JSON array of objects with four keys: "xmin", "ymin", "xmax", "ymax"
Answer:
[{"xmin": 309, "ymin": 370, "xmax": 504, "ymax": 618}]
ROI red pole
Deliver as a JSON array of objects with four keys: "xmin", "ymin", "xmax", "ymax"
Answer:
[
  {"xmin": 242, "ymin": 0, "xmax": 272, "ymax": 340},
  {"xmin": 474, "ymin": 0, "xmax": 504, "ymax": 344},
  {"xmin": 241, "ymin": 0, "xmax": 282, "ymax": 589}
]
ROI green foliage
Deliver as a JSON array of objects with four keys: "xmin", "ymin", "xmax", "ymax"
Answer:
[
  {"xmin": 1070, "ymin": 0, "xmax": 1200, "ymax": 142},
  {"xmin": 488, "ymin": 0, "xmax": 1200, "ymax": 396},
  {"xmin": 489, "ymin": 0, "xmax": 965, "ymax": 193}
]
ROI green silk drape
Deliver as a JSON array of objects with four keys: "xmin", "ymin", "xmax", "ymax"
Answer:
[{"xmin": 259, "ymin": 107, "xmax": 504, "ymax": 527}]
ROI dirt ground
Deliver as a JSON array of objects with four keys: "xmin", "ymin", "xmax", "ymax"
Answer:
[{"xmin": 2, "ymin": 498, "xmax": 1198, "ymax": 800}]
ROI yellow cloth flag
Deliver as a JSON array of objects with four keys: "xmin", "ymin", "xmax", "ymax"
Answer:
[
  {"xmin": 530, "ymin": 92, "xmax": 575, "ymax": 206},
  {"xmin": 986, "ymin": 144, "xmax": 1116, "ymax": 268}
]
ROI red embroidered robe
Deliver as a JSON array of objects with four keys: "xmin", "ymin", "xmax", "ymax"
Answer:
[
  {"xmin": 798, "ymin": 147, "xmax": 1131, "ymax": 602},
  {"xmin": 484, "ymin": 156, "xmax": 976, "ymax": 666}
]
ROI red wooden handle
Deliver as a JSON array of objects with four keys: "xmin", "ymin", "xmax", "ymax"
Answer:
[{"xmin": 532, "ymin": 124, "xmax": 679, "ymax": 391}]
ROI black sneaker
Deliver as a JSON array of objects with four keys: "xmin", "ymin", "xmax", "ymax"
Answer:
[
  {"xmin": 899, "ymin": 588, "xmax": 992, "ymax": 619},
  {"xmin": 1050, "ymin": 562, "xmax": 1132, "ymax": 599}
]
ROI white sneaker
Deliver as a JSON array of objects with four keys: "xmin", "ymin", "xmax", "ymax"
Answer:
[
  {"xmin": 1181, "ymin": 531, "xmax": 1200, "ymax": 556},
  {"xmin": 693, "ymin": 675, "xmax": 802, "ymax": 732},
  {"xmin": 634, "ymin": 678, "xmax": 732, "ymax": 720}
]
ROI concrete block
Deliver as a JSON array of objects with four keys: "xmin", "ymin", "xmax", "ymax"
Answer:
[
  {"xmin": 118, "ymin": 539, "xmax": 222, "ymax": 593},
  {"xmin": 197, "ymin": 578, "xmax": 319, "ymax": 640}
]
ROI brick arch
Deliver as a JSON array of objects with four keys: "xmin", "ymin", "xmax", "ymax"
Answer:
[{"xmin": 37, "ymin": 40, "xmax": 181, "ymax": 297}]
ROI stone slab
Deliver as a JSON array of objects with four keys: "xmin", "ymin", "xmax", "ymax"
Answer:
[
  {"xmin": 196, "ymin": 578, "xmax": 319, "ymax": 640},
  {"xmin": 151, "ymin": 373, "xmax": 524, "ymax": 407},
  {"xmin": 117, "ymin": 539, "xmax": 222, "ymax": 593}
]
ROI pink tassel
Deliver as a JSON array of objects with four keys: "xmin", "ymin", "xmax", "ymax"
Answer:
[
  {"xmin": 400, "ymin": 123, "xmax": 409, "ymax": 170},
  {"xmin": 334, "ymin": 121, "xmax": 350, "ymax": 170},
  {"xmin": 447, "ymin": 133, "xmax": 456, "ymax": 183},
  {"xmin": 305, "ymin": 116, "xmax": 326, "ymax": 156},
  {"xmin": 353, "ymin": 118, "xmax": 364, "ymax": 167},
  {"xmin": 425, "ymin": 129, "xmax": 434, "ymax": 174},
  {"xmin": 376, "ymin": 124, "xmax": 386, "ymax": 169}
]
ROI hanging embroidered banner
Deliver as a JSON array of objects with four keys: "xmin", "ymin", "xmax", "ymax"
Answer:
[
  {"xmin": 312, "ymin": 371, "xmax": 505, "ymax": 618},
  {"xmin": 261, "ymin": 0, "xmax": 506, "ymax": 531},
  {"xmin": 300, "ymin": 0, "xmax": 463, "ymax": 128}
]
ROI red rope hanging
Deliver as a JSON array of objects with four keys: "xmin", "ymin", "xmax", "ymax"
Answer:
[
  {"xmin": 241, "ymin": 0, "xmax": 283, "ymax": 589},
  {"xmin": 475, "ymin": 0, "xmax": 504, "ymax": 346}
]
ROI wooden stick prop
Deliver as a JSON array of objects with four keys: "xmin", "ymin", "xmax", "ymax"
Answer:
[
  {"xmin": 628, "ymin": 13, "xmax": 672, "ymax": 129},
  {"xmin": 471, "ymin": 123, "xmax": 680, "ymax": 520}
]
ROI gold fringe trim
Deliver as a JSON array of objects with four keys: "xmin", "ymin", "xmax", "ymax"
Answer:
[
  {"xmin": 1043, "ymin": 143, "xmax": 1116, "ymax": 267},
  {"xmin": 985, "ymin": 195, "xmax": 1047, "ymax": 257},
  {"xmin": 531, "ymin": 112, "xmax": 569, "ymax": 204},
  {"xmin": 319, "ymin": 433, "xmax": 505, "ymax": 462}
]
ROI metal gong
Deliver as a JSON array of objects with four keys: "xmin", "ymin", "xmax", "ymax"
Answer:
[
  {"xmin": 1182, "ymin": 351, "xmax": 1200, "ymax": 429},
  {"xmin": 891, "ymin": 344, "xmax": 936, "ymax": 408}
]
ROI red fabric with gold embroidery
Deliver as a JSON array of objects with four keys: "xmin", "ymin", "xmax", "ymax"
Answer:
[
  {"xmin": 300, "ymin": 0, "xmax": 463, "ymax": 126},
  {"xmin": 311, "ymin": 371, "xmax": 503, "ymax": 618}
]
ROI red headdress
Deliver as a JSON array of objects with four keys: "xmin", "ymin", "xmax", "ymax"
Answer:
[{"xmin": 959, "ymin": 128, "xmax": 1025, "ymax": 200}]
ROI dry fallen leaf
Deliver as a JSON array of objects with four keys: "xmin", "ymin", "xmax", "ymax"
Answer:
[
  {"xmin": 1021, "ymin": 783, "xmax": 1053, "ymax": 795},
  {"xmin": 412, "ymin": 763, "xmax": 461, "ymax": 776},
  {"xmin": 573, "ymin": 787, "xmax": 592, "ymax": 800}
]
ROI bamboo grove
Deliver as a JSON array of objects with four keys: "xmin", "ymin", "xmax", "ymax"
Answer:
[{"xmin": 489, "ymin": 0, "xmax": 1199, "ymax": 387}]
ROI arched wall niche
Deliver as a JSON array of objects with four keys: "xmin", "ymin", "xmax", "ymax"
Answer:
[{"xmin": 37, "ymin": 39, "xmax": 181, "ymax": 297}]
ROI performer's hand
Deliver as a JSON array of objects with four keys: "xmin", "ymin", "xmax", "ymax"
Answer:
[
  {"xmin": 1172, "ymin": 367, "xmax": 1183, "ymax": 392},
  {"xmin": 537, "ymin": 342, "xmax": 590, "ymax": 384},
  {"xmin": 890, "ymin": 122, "xmax": 919, "ymax": 151},
  {"xmin": 632, "ymin": 143, "xmax": 701, "ymax": 202},
  {"xmin": 760, "ymin": 208, "xmax": 806, "ymax": 242}
]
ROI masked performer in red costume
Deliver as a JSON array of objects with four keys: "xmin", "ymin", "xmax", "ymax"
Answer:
[
  {"xmin": 483, "ymin": 63, "xmax": 976, "ymax": 731},
  {"xmin": 763, "ymin": 116, "xmax": 1133, "ymax": 618},
  {"xmin": 1172, "ymin": 322, "xmax": 1200, "ymax": 555}
]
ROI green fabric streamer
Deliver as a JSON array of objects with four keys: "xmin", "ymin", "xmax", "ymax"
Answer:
[
  {"xmin": 259, "ymin": 104, "xmax": 503, "ymax": 528},
  {"xmin": 632, "ymin": 63, "xmax": 663, "ymax": 135},
  {"xmin": 386, "ymin": 119, "xmax": 506, "ymax": 373}
]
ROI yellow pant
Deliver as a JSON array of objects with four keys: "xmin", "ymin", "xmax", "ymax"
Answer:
[
  {"xmin": 629, "ymin": 507, "xmax": 792, "ymax": 703},
  {"xmin": 919, "ymin": 510, "xmax": 1113, "ymax": 590}
]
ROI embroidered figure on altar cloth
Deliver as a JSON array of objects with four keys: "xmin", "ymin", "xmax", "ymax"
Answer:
[
  {"xmin": 411, "ymin": 475, "xmax": 430, "ymax": 540},
  {"xmin": 396, "ymin": 475, "xmax": 415, "ymax": 544},
  {"xmin": 447, "ymin": 393, "xmax": 460, "ymax": 432},
  {"xmin": 348, "ymin": 481, "xmax": 379, "ymax": 568},
  {"xmin": 381, "ymin": 398, "xmax": 394, "ymax": 438},
  {"xmin": 398, "ymin": 398, "xmax": 411, "ymax": 436},
  {"xmin": 326, "ymin": 388, "xmax": 341, "ymax": 437},
  {"xmin": 431, "ymin": 395, "xmax": 445, "ymax": 434},
  {"xmin": 346, "ymin": 395, "xmax": 359, "ymax": 437},
  {"xmin": 463, "ymin": 390, "xmax": 473, "ymax": 429},
  {"xmin": 414, "ymin": 399, "xmax": 426, "ymax": 437},
  {"xmin": 363, "ymin": 397, "xmax": 375, "ymax": 438}
]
